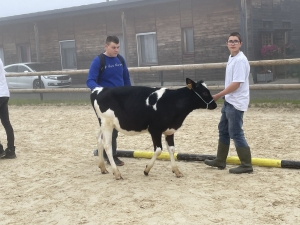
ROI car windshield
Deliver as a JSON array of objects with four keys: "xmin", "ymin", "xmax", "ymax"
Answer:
[{"xmin": 26, "ymin": 63, "xmax": 53, "ymax": 72}]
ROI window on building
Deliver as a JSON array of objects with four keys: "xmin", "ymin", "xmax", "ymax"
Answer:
[
  {"xmin": 282, "ymin": 21, "xmax": 291, "ymax": 29},
  {"xmin": 0, "ymin": 47, "xmax": 4, "ymax": 64},
  {"xmin": 182, "ymin": 28, "xmax": 194, "ymax": 53},
  {"xmin": 136, "ymin": 32, "xmax": 158, "ymax": 66},
  {"xmin": 262, "ymin": 20, "xmax": 273, "ymax": 29},
  {"xmin": 59, "ymin": 40, "xmax": 77, "ymax": 70},
  {"xmin": 282, "ymin": 21, "xmax": 292, "ymax": 44},
  {"xmin": 261, "ymin": 32, "xmax": 273, "ymax": 45},
  {"xmin": 17, "ymin": 44, "xmax": 31, "ymax": 63}
]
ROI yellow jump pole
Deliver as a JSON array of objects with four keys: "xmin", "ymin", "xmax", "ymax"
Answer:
[{"xmin": 116, "ymin": 150, "xmax": 300, "ymax": 169}]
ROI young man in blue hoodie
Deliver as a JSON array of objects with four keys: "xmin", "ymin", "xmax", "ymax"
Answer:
[{"xmin": 87, "ymin": 36, "xmax": 131, "ymax": 166}]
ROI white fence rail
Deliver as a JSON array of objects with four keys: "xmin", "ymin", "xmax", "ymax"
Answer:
[
  {"xmin": 8, "ymin": 84, "xmax": 300, "ymax": 93},
  {"xmin": 6, "ymin": 58, "xmax": 300, "ymax": 93}
]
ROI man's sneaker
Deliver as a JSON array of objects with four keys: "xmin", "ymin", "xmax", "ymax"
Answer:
[
  {"xmin": 105, "ymin": 155, "xmax": 124, "ymax": 166},
  {"xmin": 0, "ymin": 144, "xmax": 5, "ymax": 158},
  {"xmin": 94, "ymin": 149, "xmax": 124, "ymax": 166},
  {"xmin": 112, "ymin": 156, "xmax": 124, "ymax": 166},
  {"xmin": 2, "ymin": 147, "xmax": 16, "ymax": 159}
]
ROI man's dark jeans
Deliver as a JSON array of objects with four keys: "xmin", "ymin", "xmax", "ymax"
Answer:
[{"xmin": 218, "ymin": 101, "xmax": 249, "ymax": 148}]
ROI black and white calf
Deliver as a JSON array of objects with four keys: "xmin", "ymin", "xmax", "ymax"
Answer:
[{"xmin": 90, "ymin": 78, "xmax": 217, "ymax": 180}]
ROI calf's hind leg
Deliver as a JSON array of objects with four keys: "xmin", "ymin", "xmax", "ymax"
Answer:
[
  {"xmin": 102, "ymin": 127, "xmax": 123, "ymax": 180},
  {"xmin": 165, "ymin": 135, "xmax": 183, "ymax": 177},
  {"xmin": 97, "ymin": 128, "xmax": 108, "ymax": 174}
]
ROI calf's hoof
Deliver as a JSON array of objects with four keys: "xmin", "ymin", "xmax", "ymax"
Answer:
[
  {"xmin": 175, "ymin": 172, "xmax": 184, "ymax": 178},
  {"xmin": 115, "ymin": 176, "xmax": 123, "ymax": 180},
  {"xmin": 172, "ymin": 168, "xmax": 183, "ymax": 178},
  {"xmin": 101, "ymin": 169, "xmax": 109, "ymax": 174},
  {"xmin": 113, "ymin": 170, "xmax": 123, "ymax": 180},
  {"xmin": 144, "ymin": 165, "xmax": 150, "ymax": 176},
  {"xmin": 113, "ymin": 173, "xmax": 123, "ymax": 180}
]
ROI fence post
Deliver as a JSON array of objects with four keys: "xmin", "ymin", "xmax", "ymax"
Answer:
[
  {"xmin": 38, "ymin": 75, "xmax": 43, "ymax": 100},
  {"xmin": 160, "ymin": 71, "xmax": 164, "ymax": 86}
]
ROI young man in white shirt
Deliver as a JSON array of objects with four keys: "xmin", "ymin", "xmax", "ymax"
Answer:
[
  {"xmin": 0, "ymin": 58, "xmax": 16, "ymax": 159},
  {"xmin": 205, "ymin": 32, "xmax": 253, "ymax": 174}
]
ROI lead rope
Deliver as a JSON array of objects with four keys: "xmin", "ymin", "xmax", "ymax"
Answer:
[
  {"xmin": 186, "ymin": 84, "xmax": 214, "ymax": 109},
  {"xmin": 186, "ymin": 83, "xmax": 214, "ymax": 109},
  {"xmin": 191, "ymin": 88, "xmax": 214, "ymax": 109}
]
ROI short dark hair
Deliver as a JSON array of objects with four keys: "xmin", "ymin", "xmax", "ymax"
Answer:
[
  {"xmin": 228, "ymin": 32, "xmax": 242, "ymax": 42},
  {"xmin": 106, "ymin": 36, "xmax": 119, "ymax": 45}
]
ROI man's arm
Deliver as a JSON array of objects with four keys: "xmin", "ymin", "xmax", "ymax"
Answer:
[
  {"xmin": 213, "ymin": 82, "xmax": 241, "ymax": 101},
  {"xmin": 86, "ymin": 57, "xmax": 101, "ymax": 90}
]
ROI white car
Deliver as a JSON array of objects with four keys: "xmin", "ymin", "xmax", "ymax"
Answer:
[{"xmin": 4, "ymin": 63, "xmax": 72, "ymax": 89}]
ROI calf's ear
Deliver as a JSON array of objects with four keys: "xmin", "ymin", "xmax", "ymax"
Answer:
[{"xmin": 186, "ymin": 78, "xmax": 195, "ymax": 90}]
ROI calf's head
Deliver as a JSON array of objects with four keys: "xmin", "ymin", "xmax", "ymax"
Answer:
[{"xmin": 186, "ymin": 78, "xmax": 217, "ymax": 110}]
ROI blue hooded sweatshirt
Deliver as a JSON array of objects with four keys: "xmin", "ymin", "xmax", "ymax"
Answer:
[{"xmin": 86, "ymin": 54, "xmax": 131, "ymax": 90}]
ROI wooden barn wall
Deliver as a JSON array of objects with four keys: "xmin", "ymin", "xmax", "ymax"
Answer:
[
  {"xmin": 73, "ymin": 13, "xmax": 106, "ymax": 70},
  {"xmin": 37, "ymin": 19, "xmax": 60, "ymax": 69},
  {"xmin": 180, "ymin": 0, "xmax": 196, "ymax": 80},
  {"xmin": 246, "ymin": 0, "xmax": 254, "ymax": 61},
  {"xmin": 192, "ymin": 0, "xmax": 240, "ymax": 81},
  {"xmin": 250, "ymin": 0, "xmax": 300, "ymax": 78},
  {"xmin": 290, "ymin": 0, "xmax": 300, "ymax": 56},
  {"xmin": 0, "ymin": 27, "xmax": 3, "ymax": 44},
  {"xmin": 1, "ymin": 25, "xmax": 18, "ymax": 64},
  {"xmin": 155, "ymin": 2, "xmax": 182, "ymax": 82},
  {"xmin": 124, "ymin": 8, "xmax": 138, "ymax": 67},
  {"xmin": 57, "ymin": 17, "xmax": 75, "ymax": 41},
  {"xmin": 251, "ymin": 0, "xmax": 300, "ymax": 58},
  {"xmin": 251, "ymin": 0, "xmax": 263, "ymax": 63},
  {"xmin": 133, "ymin": 6, "xmax": 156, "ymax": 34},
  {"xmin": 0, "ymin": 0, "xmax": 241, "ymax": 82}
]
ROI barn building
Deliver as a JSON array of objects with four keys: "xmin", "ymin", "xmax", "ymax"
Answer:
[{"xmin": 0, "ymin": 0, "xmax": 299, "ymax": 85}]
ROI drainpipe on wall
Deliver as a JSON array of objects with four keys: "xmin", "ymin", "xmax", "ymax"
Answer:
[
  {"xmin": 121, "ymin": 12, "xmax": 128, "ymax": 62},
  {"xmin": 34, "ymin": 23, "xmax": 43, "ymax": 100},
  {"xmin": 121, "ymin": 11, "xmax": 134, "ymax": 85},
  {"xmin": 34, "ymin": 23, "xmax": 40, "ymax": 62},
  {"xmin": 240, "ymin": 0, "xmax": 248, "ymax": 57}
]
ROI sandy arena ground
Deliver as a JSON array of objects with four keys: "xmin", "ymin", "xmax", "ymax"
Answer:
[{"xmin": 1, "ymin": 105, "xmax": 300, "ymax": 225}]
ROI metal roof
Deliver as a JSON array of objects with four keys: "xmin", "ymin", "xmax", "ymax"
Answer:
[{"xmin": 0, "ymin": 0, "xmax": 177, "ymax": 25}]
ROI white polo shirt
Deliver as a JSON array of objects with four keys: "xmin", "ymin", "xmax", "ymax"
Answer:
[
  {"xmin": 224, "ymin": 51, "xmax": 250, "ymax": 111},
  {"xmin": 0, "ymin": 59, "xmax": 10, "ymax": 97}
]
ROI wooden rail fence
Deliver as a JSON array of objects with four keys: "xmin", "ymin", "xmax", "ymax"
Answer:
[{"xmin": 6, "ymin": 58, "xmax": 300, "ymax": 93}]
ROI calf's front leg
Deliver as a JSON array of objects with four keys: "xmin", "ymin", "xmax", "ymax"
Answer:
[
  {"xmin": 165, "ymin": 135, "xmax": 183, "ymax": 178},
  {"xmin": 144, "ymin": 132, "xmax": 162, "ymax": 176}
]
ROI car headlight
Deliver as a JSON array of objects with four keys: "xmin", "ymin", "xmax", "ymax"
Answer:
[{"xmin": 43, "ymin": 76, "xmax": 57, "ymax": 80}]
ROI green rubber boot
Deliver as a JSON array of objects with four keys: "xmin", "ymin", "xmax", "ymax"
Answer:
[
  {"xmin": 229, "ymin": 146, "xmax": 253, "ymax": 174},
  {"xmin": 204, "ymin": 141, "xmax": 229, "ymax": 169}
]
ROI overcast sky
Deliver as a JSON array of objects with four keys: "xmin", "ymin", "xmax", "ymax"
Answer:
[{"xmin": 0, "ymin": 0, "xmax": 108, "ymax": 18}]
